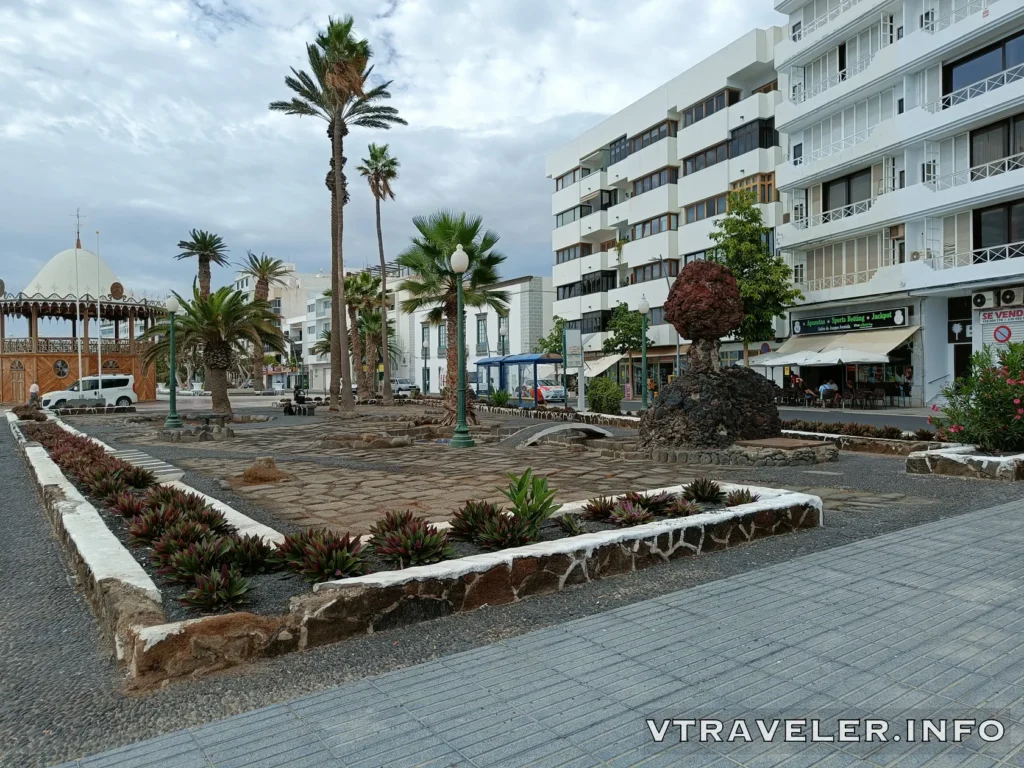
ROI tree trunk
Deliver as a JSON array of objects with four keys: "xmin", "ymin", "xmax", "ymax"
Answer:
[
  {"xmin": 743, "ymin": 341, "xmax": 750, "ymax": 367},
  {"xmin": 253, "ymin": 279, "xmax": 268, "ymax": 391},
  {"xmin": 443, "ymin": 307, "xmax": 459, "ymax": 424},
  {"xmin": 328, "ymin": 169, "xmax": 341, "ymax": 411},
  {"xmin": 364, "ymin": 333, "xmax": 379, "ymax": 396},
  {"xmin": 207, "ymin": 367, "xmax": 232, "ymax": 414},
  {"xmin": 333, "ymin": 120, "xmax": 354, "ymax": 411},
  {"xmin": 349, "ymin": 306, "xmax": 368, "ymax": 399},
  {"xmin": 376, "ymin": 195, "xmax": 393, "ymax": 404},
  {"xmin": 627, "ymin": 353, "xmax": 633, "ymax": 399},
  {"xmin": 198, "ymin": 256, "xmax": 211, "ymax": 300}
]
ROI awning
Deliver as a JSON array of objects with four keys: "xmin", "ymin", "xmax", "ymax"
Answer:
[
  {"xmin": 799, "ymin": 348, "xmax": 890, "ymax": 366},
  {"xmin": 752, "ymin": 333, "xmax": 843, "ymax": 368},
  {"xmin": 584, "ymin": 354, "xmax": 622, "ymax": 377},
  {"xmin": 819, "ymin": 326, "xmax": 918, "ymax": 355},
  {"xmin": 777, "ymin": 326, "xmax": 919, "ymax": 367}
]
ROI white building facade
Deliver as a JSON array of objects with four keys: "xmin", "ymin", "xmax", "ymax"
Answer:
[
  {"xmin": 546, "ymin": 28, "xmax": 787, "ymax": 394},
  {"xmin": 773, "ymin": 0, "xmax": 1024, "ymax": 404}
]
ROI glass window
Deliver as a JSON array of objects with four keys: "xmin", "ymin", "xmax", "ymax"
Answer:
[
  {"xmin": 949, "ymin": 46, "xmax": 1005, "ymax": 93},
  {"xmin": 476, "ymin": 315, "xmax": 487, "ymax": 346},
  {"xmin": 438, "ymin": 324, "xmax": 447, "ymax": 349},
  {"xmin": 421, "ymin": 325, "xmax": 429, "ymax": 348},
  {"xmin": 849, "ymin": 170, "xmax": 872, "ymax": 204},
  {"xmin": 1008, "ymin": 32, "xmax": 1024, "ymax": 68},
  {"xmin": 696, "ymin": 201, "xmax": 705, "ymax": 220},
  {"xmin": 826, "ymin": 177, "xmax": 849, "ymax": 210}
]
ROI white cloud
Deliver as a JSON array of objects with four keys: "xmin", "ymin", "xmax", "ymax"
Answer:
[{"xmin": 0, "ymin": 0, "xmax": 783, "ymax": 304}]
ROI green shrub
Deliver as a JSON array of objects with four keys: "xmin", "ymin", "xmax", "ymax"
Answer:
[
  {"xmin": 501, "ymin": 469, "xmax": 561, "ymax": 539},
  {"xmin": 186, "ymin": 506, "xmax": 233, "ymax": 534},
  {"xmin": 877, "ymin": 425, "xmax": 905, "ymax": 440},
  {"xmin": 609, "ymin": 501, "xmax": 654, "ymax": 527},
  {"xmin": 368, "ymin": 510, "xmax": 425, "ymax": 549},
  {"xmin": 121, "ymin": 465, "xmax": 156, "ymax": 490},
  {"xmin": 666, "ymin": 498, "xmax": 702, "ymax": 517},
  {"xmin": 725, "ymin": 489, "xmax": 761, "ymax": 507},
  {"xmin": 179, "ymin": 565, "xmax": 251, "ymax": 610},
  {"xmin": 476, "ymin": 513, "xmax": 534, "ymax": 550},
  {"xmin": 682, "ymin": 477, "xmax": 726, "ymax": 505},
  {"xmin": 932, "ymin": 343, "xmax": 1024, "ymax": 452},
  {"xmin": 913, "ymin": 428, "xmax": 936, "ymax": 441},
  {"xmin": 151, "ymin": 520, "xmax": 214, "ymax": 569},
  {"xmin": 553, "ymin": 514, "xmax": 586, "ymax": 536},
  {"xmin": 587, "ymin": 377, "xmax": 624, "ymax": 414},
  {"xmin": 108, "ymin": 491, "xmax": 146, "ymax": 518},
  {"xmin": 274, "ymin": 530, "xmax": 366, "ymax": 583},
  {"xmin": 581, "ymin": 496, "xmax": 616, "ymax": 521},
  {"xmin": 490, "ymin": 390, "xmax": 511, "ymax": 407},
  {"xmin": 449, "ymin": 500, "xmax": 501, "ymax": 542},
  {"xmin": 374, "ymin": 520, "xmax": 454, "ymax": 567},
  {"xmin": 230, "ymin": 533, "xmax": 277, "ymax": 575},
  {"xmin": 163, "ymin": 537, "xmax": 235, "ymax": 585},
  {"xmin": 128, "ymin": 507, "xmax": 183, "ymax": 546}
]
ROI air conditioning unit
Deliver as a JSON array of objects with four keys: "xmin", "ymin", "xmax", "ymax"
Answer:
[
  {"xmin": 1000, "ymin": 286, "xmax": 1024, "ymax": 307},
  {"xmin": 909, "ymin": 251, "xmax": 922, "ymax": 261},
  {"xmin": 972, "ymin": 290, "xmax": 998, "ymax": 309}
]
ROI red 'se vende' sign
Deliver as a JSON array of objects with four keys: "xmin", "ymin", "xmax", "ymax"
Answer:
[{"xmin": 980, "ymin": 308, "xmax": 1024, "ymax": 322}]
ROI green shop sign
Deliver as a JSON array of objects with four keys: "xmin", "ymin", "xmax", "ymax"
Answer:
[{"xmin": 792, "ymin": 307, "xmax": 908, "ymax": 335}]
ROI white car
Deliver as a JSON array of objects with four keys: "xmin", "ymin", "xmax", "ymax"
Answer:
[
  {"xmin": 42, "ymin": 374, "xmax": 138, "ymax": 409},
  {"xmin": 391, "ymin": 378, "xmax": 418, "ymax": 397}
]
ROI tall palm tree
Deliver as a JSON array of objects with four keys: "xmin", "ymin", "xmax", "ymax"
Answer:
[
  {"xmin": 359, "ymin": 311, "xmax": 400, "ymax": 394},
  {"xmin": 269, "ymin": 15, "xmax": 406, "ymax": 411},
  {"xmin": 357, "ymin": 143, "xmax": 400, "ymax": 404},
  {"xmin": 142, "ymin": 287, "xmax": 285, "ymax": 414},
  {"xmin": 176, "ymin": 230, "xmax": 229, "ymax": 300},
  {"xmin": 346, "ymin": 271, "xmax": 382, "ymax": 398},
  {"xmin": 238, "ymin": 251, "xmax": 289, "ymax": 390},
  {"xmin": 396, "ymin": 211, "xmax": 509, "ymax": 422},
  {"xmin": 311, "ymin": 329, "xmax": 332, "ymax": 358}
]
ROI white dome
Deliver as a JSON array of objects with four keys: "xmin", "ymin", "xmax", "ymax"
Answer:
[{"xmin": 24, "ymin": 247, "xmax": 122, "ymax": 298}]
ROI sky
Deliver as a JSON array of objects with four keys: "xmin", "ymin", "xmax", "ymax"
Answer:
[{"xmin": 0, "ymin": 0, "xmax": 785, "ymax": 303}]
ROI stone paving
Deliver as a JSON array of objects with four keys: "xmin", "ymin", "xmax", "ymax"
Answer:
[{"xmin": 59, "ymin": 498, "xmax": 1024, "ymax": 767}]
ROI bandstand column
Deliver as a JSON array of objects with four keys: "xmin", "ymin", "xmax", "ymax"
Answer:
[
  {"xmin": 30, "ymin": 304, "xmax": 38, "ymax": 353},
  {"xmin": 128, "ymin": 308, "xmax": 136, "ymax": 353},
  {"xmin": 83, "ymin": 307, "xmax": 90, "ymax": 371}
]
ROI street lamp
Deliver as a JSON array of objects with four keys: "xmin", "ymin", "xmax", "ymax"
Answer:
[
  {"xmin": 499, "ymin": 324, "xmax": 508, "ymax": 356},
  {"xmin": 163, "ymin": 295, "xmax": 183, "ymax": 429},
  {"xmin": 639, "ymin": 297, "xmax": 650, "ymax": 409},
  {"xmin": 449, "ymin": 244, "xmax": 474, "ymax": 448}
]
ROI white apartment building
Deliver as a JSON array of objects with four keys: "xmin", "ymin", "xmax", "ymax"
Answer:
[
  {"xmin": 393, "ymin": 275, "xmax": 554, "ymax": 395},
  {"xmin": 773, "ymin": 0, "xmax": 1024, "ymax": 404},
  {"xmin": 546, "ymin": 28, "xmax": 787, "ymax": 394}
]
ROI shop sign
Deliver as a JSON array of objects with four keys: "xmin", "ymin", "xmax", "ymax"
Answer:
[
  {"xmin": 792, "ymin": 307, "xmax": 908, "ymax": 335},
  {"xmin": 980, "ymin": 308, "xmax": 1024, "ymax": 349},
  {"xmin": 947, "ymin": 321, "xmax": 973, "ymax": 344}
]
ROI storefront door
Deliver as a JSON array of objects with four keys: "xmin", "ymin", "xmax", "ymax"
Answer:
[{"xmin": 953, "ymin": 344, "xmax": 972, "ymax": 381}]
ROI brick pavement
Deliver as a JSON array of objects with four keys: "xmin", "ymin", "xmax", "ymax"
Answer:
[{"xmin": 59, "ymin": 499, "xmax": 1024, "ymax": 767}]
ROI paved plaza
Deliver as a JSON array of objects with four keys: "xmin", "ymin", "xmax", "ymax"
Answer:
[{"xmin": 57, "ymin": 499, "xmax": 1024, "ymax": 767}]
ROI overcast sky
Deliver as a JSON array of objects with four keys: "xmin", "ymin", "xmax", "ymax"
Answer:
[{"xmin": 0, "ymin": 0, "xmax": 784, "ymax": 302}]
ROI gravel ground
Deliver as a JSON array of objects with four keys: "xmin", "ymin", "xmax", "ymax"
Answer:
[{"xmin": 6, "ymin": 420, "xmax": 1024, "ymax": 766}]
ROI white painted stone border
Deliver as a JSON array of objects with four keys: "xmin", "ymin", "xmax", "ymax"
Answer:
[
  {"xmin": 907, "ymin": 445, "xmax": 1024, "ymax": 480},
  {"xmin": 162, "ymin": 480, "xmax": 284, "ymax": 546},
  {"xmin": 316, "ymin": 484, "xmax": 821, "ymax": 593},
  {"xmin": 782, "ymin": 428, "xmax": 959, "ymax": 448}
]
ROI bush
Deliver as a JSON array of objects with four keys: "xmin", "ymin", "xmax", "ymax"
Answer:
[
  {"xmin": 587, "ymin": 377, "xmax": 623, "ymax": 415},
  {"xmin": 162, "ymin": 537, "xmax": 235, "ymax": 585},
  {"xmin": 297, "ymin": 533, "xmax": 366, "ymax": 583},
  {"xmin": 151, "ymin": 520, "xmax": 214, "ymax": 569},
  {"xmin": 230, "ymin": 533, "xmax": 276, "ymax": 575},
  {"xmin": 128, "ymin": 507, "xmax": 183, "ymax": 546},
  {"xmin": 501, "ymin": 469, "xmax": 561, "ymax": 540},
  {"xmin": 682, "ymin": 477, "xmax": 726, "ymax": 505},
  {"xmin": 121, "ymin": 465, "xmax": 156, "ymax": 490},
  {"xmin": 640, "ymin": 491, "xmax": 675, "ymax": 516},
  {"xmin": 913, "ymin": 428, "xmax": 936, "ymax": 441},
  {"xmin": 186, "ymin": 506, "xmax": 233, "ymax": 534},
  {"xmin": 449, "ymin": 500, "xmax": 501, "ymax": 542},
  {"xmin": 84, "ymin": 467, "xmax": 130, "ymax": 504},
  {"xmin": 932, "ymin": 343, "xmax": 1024, "ymax": 452},
  {"xmin": 179, "ymin": 565, "xmax": 251, "ymax": 610},
  {"xmin": 476, "ymin": 513, "xmax": 534, "ymax": 550},
  {"xmin": 368, "ymin": 510, "xmax": 424, "ymax": 549},
  {"xmin": 490, "ymin": 390, "xmax": 511, "ymax": 407},
  {"xmin": 581, "ymin": 496, "xmax": 616, "ymax": 522},
  {"xmin": 609, "ymin": 501, "xmax": 655, "ymax": 527},
  {"xmin": 725, "ymin": 489, "xmax": 761, "ymax": 507},
  {"xmin": 374, "ymin": 520, "xmax": 454, "ymax": 567},
  {"xmin": 554, "ymin": 514, "xmax": 586, "ymax": 536},
  {"xmin": 666, "ymin": 498, "xmax": 702, "ymax": 517},
  {"xmin": 877, "ymin": 425, "xmax": 905, "ymax": 440},
  {"xmin": 108, "ymin": 491, "xmax": 146, "ymax": 518}
]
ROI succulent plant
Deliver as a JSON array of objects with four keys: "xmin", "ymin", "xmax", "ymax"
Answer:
[
  {"xmin": 374, "ymin": 520, "xmax": 454, "ymax": 567},
  {"xmin": 501, "ymin": 469, "xmax": 561, "ymax": 539},
  {"xmin": 448, "ymin": 500, "xmax": 501, "ymax": 542},
  {"xmin": 141, "ymin": 485, "xmax": 184, "ymax": 510},
  {"xmin": 184, "ymin": 506, "xmax": 233, "ymax": 534},
  {"xmin": 108, "ymin": 491, "xmax": 146, "ymax": 518},
  {"xmin": 877, "ymin": 425, "xmax": 905, "ymax": 440},
  {"xmin": 476, "ymin": 513, "xmax": 535, "ymax": 550},
  {"xmin": 581, "ymin": 496, "xmax": 616, "ymax": 522},
  {"xmin": 368, "ymin": 510, "xmax": 426, "ymax": 549},
  {"xmin": 553, "ymin": 513, "xmax": 586, "ymax": 536},
  {"xmin": 640, "ymin": 491, "xmax": 675, "ymax": 516},
  {"xmin": 913, "ymin": 428, "xmax": 936, "ymax": 441},
  {"xmin": 151, "ymin": 520, "xmax": 214, "ymax": 569},
  {"xmin": 162, "ymin": 536, "xmax": 235, "ymax": 585},
  {"xmin": 682, "ymin": 477, "xmax": 726, "ymax": 505},
  {"xmin": 120, "ymin": 465, "xmax": 156, "ymax": 490},
  {"xmin": 725, "ymin": 489, "xmax": 761, "ymax": 507},
  {"xmin": 84, "ymin": 468, "xmax": 130, "ymax": 505},
  {"xmin": 296, "ymin": 533, "xmax": 366, "ymax": 583},
  {"xmin": 179, "ymin": 565, "xmax": 251, "ymax": 610},
  {"xmin": 666, "ymin": 498, "xmax": 702, "ymax": 517},
  {"xmin": 128, "ymin": 507, "xmax": 184, "ymax": 546},
  {"xmin": 608, "ymin": 500, "xmax": 655, "ymax": 527},
  {"xmin": 229, "ymin": 533, "xmax": 277, "ymax": 575}
]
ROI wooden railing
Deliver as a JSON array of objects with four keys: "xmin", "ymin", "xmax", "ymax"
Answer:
[{"xmin": 2, "ymin": 338, "xmax": 138, "ymax": 354}]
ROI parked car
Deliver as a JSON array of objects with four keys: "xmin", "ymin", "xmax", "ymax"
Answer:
[
  {"xmin": 391, "ymin": 378, "xmax": 419, "ymax": 397},
  {"xmin": 42, "ymin": 374, "xmax": 138, "ymax": 409},
  {"xmin": 520, "ymin": 378, "xmax": 567, "ymax": 403}
]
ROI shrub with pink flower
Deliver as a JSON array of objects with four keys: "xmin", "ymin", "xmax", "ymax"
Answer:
[{"xmin": 932, "ymin": 343, "xmax": 1024, "ymax": 452}]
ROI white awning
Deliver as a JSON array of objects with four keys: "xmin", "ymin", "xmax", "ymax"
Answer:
[
  {"xmin": 799, "ymin": 348, "xmax": 890, "ymax": 366},
  {"xmin": 584, "ymin": 354, "xmax": 622, "ymax": 377},
  {"xmin": 786, "ymin": 327, "xmax": 919, "ymax": 366}
]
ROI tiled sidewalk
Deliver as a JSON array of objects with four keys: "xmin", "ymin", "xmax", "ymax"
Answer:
[{"xmin": 58, "ymin": 500, "xmax": 1024, "ymax": 768}]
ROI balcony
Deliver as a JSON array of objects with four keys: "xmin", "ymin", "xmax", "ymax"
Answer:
[
  {"xmin": 774, "ymin": 0, "xmax": 887, "ymax": 68},
  {"xmin": 579, "ymin": 210, "xmax": 613, "ymax": 241},
  {"xmin": 789, "ymin": 125, "xmax": 877, "ymax": 171},
  {"xmin": 579, "ymin": 170, "xmax": 608, "ymax": 200},
  {"xmin": 793, "ymin": 197, "xmax": 876, "ymax": 230},
  {"xmin": 790, "ymin": 0, "xmax": 867, "ymax": 44},
  {"xmin": 927, "ymin": 240, "xmax": 1024, "ymax": 270},
  {"xmin": 923, "ymin": 0, "xmax": 990, "ymax": 34},
  {"xmin": 791, "ymin": 52, "xmax": 876, "ymax": 105},
  {"xmin": 926, "ymin": 151, "xmax": 1024, "ymax": 192},
  {"xmin": 924, "ymin": 63, "xmax": 1024, "ymax": 114},
  {"xmin": 1, "ymin": 338, "xmax": 137, "ymax": 354}
]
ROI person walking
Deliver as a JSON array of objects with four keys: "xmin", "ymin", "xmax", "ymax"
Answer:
[{"xmin": 28, "ymin": 381, "xmax": 40, "ymax": 407}]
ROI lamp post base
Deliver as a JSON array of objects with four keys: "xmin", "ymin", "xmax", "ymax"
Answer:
[
  {"xmin": 450, "ymin": 424, "xmax": 475, "ymax": 448},
  {"xmin": 163, "ymin": 414, "xmax": 183, "ymax": 429}
]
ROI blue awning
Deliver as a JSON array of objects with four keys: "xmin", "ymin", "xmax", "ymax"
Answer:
[{"xmin": 474, "ymin": 353, "xmax": 563, "ymax": 365}]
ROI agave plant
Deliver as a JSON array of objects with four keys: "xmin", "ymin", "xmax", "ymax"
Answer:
[
  {"xmin": 725, "ymin": 489, "xmax": 761, "ymax": 507},
  {"xmin": 666, "ymin": 498, "xmax": 702, "ymax": 517},
  {"xmin": 163, "ymin": 537, "xmax": 236, "ymax": 585},
  {"xmin": 448, "ymin": 500, "xmax": 501, "ymax": 542},
  {"xmin": 374, "ymin": 520, "xmax": 454, "ymax": 567},
  {"xmin": 367, "ymin": 510, "xmax": 425, "ymax": 549},
  {"xmin": 108, "ymin": 491, "xmax": 146, "ymax": 518},
  {"xmin": 230, "ymin": 533, "xmax": 277, "ymax": 575},
  {"xmin": 609, "ymin": 500, "xmax": 655, "ymax": 527},
  {"xmin": 180, "ymin": 565, "xmax": 251, "ymax": 610},
  {"xmin": 581, "ymin": 496, "xmax": 616, "ymax": 522},
  {"xmin": 476, "ymin": 513, "xmax": 535, "ymax": 550},
  {"xmin": 682, "ymin": 477, "xmax": 726, "ymax": 505},
  {"xmin": 500, "ymin": 469, "xmax": 560, "ymax": 540},
  {"xmin": 553, "ymin": 514, "xmax": 586, "ymax": 536}
]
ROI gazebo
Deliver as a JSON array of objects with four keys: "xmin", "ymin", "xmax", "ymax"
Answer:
[
  {"xmin": 0, "ymin": 239, "xmax": 164, "ymax": 403},
  {"xmin": 475, "ymin": 352, "xmax": 564, "ymax": 408}
]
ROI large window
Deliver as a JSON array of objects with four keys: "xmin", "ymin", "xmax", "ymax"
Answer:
[
  {"xmin": 609, "ymin": 135, "xmax": 630, "ymax": 165},
  {"xmin": 582, "ymin": 310, "xmax": 612, "ymax": 334},
  {"xmin": 554, "ymin": 204, "xmax": 593, "ymax": 228},
  {"xmin": 683, "ymin": 249, "xmax": 716, "ymax": 265},
  {"xmin": 557, "ymin": 271, "xmax": 617, "ymax": 299},
  {"xmin": 729, "ymin": 118, "xmax": 778, "ymax": 157},
  {"xmin": 630, "ymin": 213, "xmax": 679, "ymax": 240},
  {"xmin": 554, "ymin": 167, "xmax": 591, "ymax": 191},
  {"xmin": 633, "ymin": 167, "xmax": 678, "ymax": 197},
  {"xmin": 438, "ymin": 323, "xmax": 448, "ymax": 352},
  {"xmin": 421, "ymin": 324, "xmax": 430, "ymax": 357},
  {"xmin": 824, "ymin": 168, "xmax": 872, "ymax": 211},
  {"xmin": 631, "ymin": 260, "xmax": 679, "ymax": 285},
  {"xmin": 974, "ymin": 198, "xmax": 1024, "ymax": 252},
  {"xmin": 476, "ymin": 315, "xmax": 488, "ymax": 349},
  {"xmin": 943, "ymin": 30, "xmax": 1024, "ymax": 98},
  {"xmin": 683, "ymin": 141, "xmax": 728, "ymax": 176},
  {"xmin": 970, "ymin": 112, "xmax": 1024, "ymax": 171},
  {"xmin": 630, "ymin": 121, "xmax": 678, "ymax": 153},
  {"xmin": 555, "ymin": 243, "xmax": 593, "ymax": 265},
  {"xmin": 731, "ymin": 173, "xmax": 777, "ymax": 204},
  {"xmin": 649, "ymin": 306, "xmax": 667, "ymax": 325},
  {"xmin": 684, "ymin": 194, "xmax": 728, "ymax": 224},
  {"xmin": 682, "ymin": 88, "xmax": 741, "ymax": 127}
]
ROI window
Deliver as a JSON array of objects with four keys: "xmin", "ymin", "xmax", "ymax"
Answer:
[
  {"xmin": 824, "ymin": 168, "xmax": 873, "ymax": 211},
  {"xmin": 631, "ymin": 260, "xmax": 679, "ymax": 285},
  {"xmin": 554, "ymin": 243, "xmax": 593, "ymax": 264},
  {"xmin": 973, "ymin": 198, "xmax": 1024, "ymax": 252},
  {"xmin": 684, "ymin": 195, "xmax": 729, "ymax": 224},
  {"xmin": 683, "ymin": 249, "xmax": 715, "ymax": 265},
  {"xmin": 609, "ymin": 135, "xmax": 630, "ymax": 165},
  {"xmin": 793, "ymin": 263, "xmax": 805, "ymax": 283},
  {"xmin": 421, "ymin": 324, "xmax": 430, "ymax": 357},
  {"xmin": 683, "ymin": 141, "xmax": 728, "ymax": 175},
  {"xmin": 682, "ymin": 88, "xmax": 741, "ymax": 127},
  {"xmin": 970, "ymin": 113, "xmax": 1024, "ymax": 175},
  {"xmin": 554, "ymin": 204, "xmax": 593, "ymax": 228},
  {"xmin": 630, "ymin": 121, "xmax": 678, "ymax": 153},
  {"xmin": 943, "ymin": 30, "xmax": 1024, "ymax": 100},
  {"xmin": 438, "ymin": 323, "xmax": 448, "ymax": 351},
  {"xmin": 633, "ymin": 167, "xmax": 679, "ymax": 196},
  {"xmin": 565, "ymin": 319, "xmax": 581, "ymax": 331},
  {"xmin": 792, "ymin": 143, "xmax": 803, "ymax": 166},
  {"xmin": 630, "ymin": 213, "xmax": 679, "ymax": 240},
  {"xmin": 729, "ymin": 119, "xmax": 778, "ymax": 157},
  {"xmin": 270, "ymin": 298, "xmax": 282, "ymax": 315},
  {"xmin": 648, "ymin": 307, "xmax": 668, "ymax": 325},
  {"xmin": 791, "ymin": 21, "xmax": 802, "ymax": 41},
  {"xmin": 578, "ymin": 270, "xmax": 618, "ymax": 295},
  {"xmin": 581, "ymin": 310, "xmax": 612, "ymax": 334},
  {"xmin": 897, "ymin": 98, "xmax": 904, "ymax": 114},
  {"xmin": 101, "ymin": 377, "xmax": 130, "ymax": 389},
  {"xmin": 555, "ymin": 167, "xmax": 590, "ymax": 191},
  {"xmin": 730, "ymin": 173, "xmax": 777, "ymax": 204},
  {"xmin": 752, "ymin": 80, "xmax": 778, "ymax": 95},
  {"xmin": 476, "ymin": 315, "xmax": 488, "ymax": 349}
]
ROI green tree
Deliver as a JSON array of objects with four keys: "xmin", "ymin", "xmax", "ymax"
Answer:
[
  {"xmin": 356, "ymin": 143, "xmax": 400, "ymax": 403},
  {"xmin": 143, "ymin": 287, "xmax": 285, "ymax": 414},
  {"xmin": 311, "ymin": 329, "xmax": 331, "ymax": 358},
  {"xmin": 359, "ymin": 311, "xmax": 400, "ymax": 393},
  {"xmin": 269, "ymin": 15, "xmax": 406, "ymax": 411},
  {"xmin": 396, "ymin": 210, "xmax": 509, "ymax": 422},
  {"xmin": 534, "ymin": 316, "xmax": 568, "ymax": 379},
  {"xmin": 709, "ymin": 191, "xmax": 803, "ymax": 366},
  {"xmin": 175, "ymin": 229, "xmax": 228, "ymax": 300},
  {"xmin": 238, "ymin": 251, "xmax": 289, "ymax": 390},
  {"xmin": 602, "ymin": 303, "xmax": 654, "ymax": 396}
]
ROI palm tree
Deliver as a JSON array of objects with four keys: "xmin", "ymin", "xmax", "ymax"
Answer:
[
  {"xmin": 269, "ymin": 15, "xmax": 406, "ymax": 412},
  {"xmin": 311, "ymin": 329, "xmax": 332, "ymax": 358},
  {"xmin": 143, "ymin": 287, "xmax": 285, "ymax": 414},
  {"xmin": 176, "ymin": 230, "xmax": 229, "ymax": 300},
  {"xmin": 342, "ymin": 272, "xmax": 378, "ymax": 398},
  {"xmin": 359, "ymin": 311, "xmax": 400, "ymax": 394},
  {"xmin": 396, "ymin": 211, "xmax": 509, "ymax": 422},
  {"xmin": 238, "ymin": 251, "xmax": 289, "ymax": 390},
  {"xmin": 357, "ymin": 143, "xmax": 400, "ymax": 403}
]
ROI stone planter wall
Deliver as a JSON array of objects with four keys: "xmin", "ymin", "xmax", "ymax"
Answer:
[
  {"xmin": 444, "ymin": 402, "xmax": 643, "ymax": 429},
  {"xmin": 783, "ymin": 430, "xmax": 951, "ymax": 457},
  {"xmin": 126, "ymin": 486, "xmax": 822, "ymax": 685},
  {"xmin": 906, "ymin": 445, "xmax": 1024, "ymax": 481},
  {"xmin": 595, "ymin": 442, "xmax": 838, "ymax": 467}
]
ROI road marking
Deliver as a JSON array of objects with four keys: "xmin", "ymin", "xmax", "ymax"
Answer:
[{"xmin": 802, "ymin": 470, "xmax": 844, "ymax": 476}]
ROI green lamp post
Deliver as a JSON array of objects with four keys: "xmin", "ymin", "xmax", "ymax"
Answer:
[
  {"xmin": 450, "ymin": 244, "xmax": 474, "ymax": 448},
  {"xmin": 163, "ymin": 295, "xmax": 183, "ymax": 429},
  {"xmin": 639, "ymin": 296, "xmax": 650, "ymax": 409}
]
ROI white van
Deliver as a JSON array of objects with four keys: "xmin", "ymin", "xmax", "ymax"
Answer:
[{"xmin": 41, "ymin": 374, "xmax": 138, "ymax": 409}]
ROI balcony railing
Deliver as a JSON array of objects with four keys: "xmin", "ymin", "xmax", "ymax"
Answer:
[
  {"xmin": 792, "ymin": 198, "xmax": 875, "ymax": 229},
  {"xmin": 924, "ymin": 63, "xmax": 1024, "ymax": 113},
  {"xmin": 923, "ymin": 0, "xmax": 989, "ymax": 34},
  {"xmin": 791, "ymin": 125, "xmax": 877, "ymax": 167},
  {"xmin": 796, "ymin": 268, "xmax": 878, "ymax": 292},
  {"xmin": 926, "ymin": 150, "xmax": 1024, "ymax": 191},
  {"xmin": 927, "ymin": 240, "xmax": 1024, "ymax": 270},
  {"xmin": 791, "ymin": 0, "xmax": 867, "ymax": 42},
  {"xmin": 1, "ymin": 338, "xmax": 136, "ymax": 354},
  {"xmin": 792, "ymin": 54, "xmax": 875, "ymax": 104}
]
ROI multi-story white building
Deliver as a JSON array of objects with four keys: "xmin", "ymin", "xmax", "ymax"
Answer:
[
  {"xmin": 546, "ymin": 28, "xmax": 786, "ymax": 393},
  {"xmin": 773, "ymin": 0, "xmax": 1024, "ymax": 404}
]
